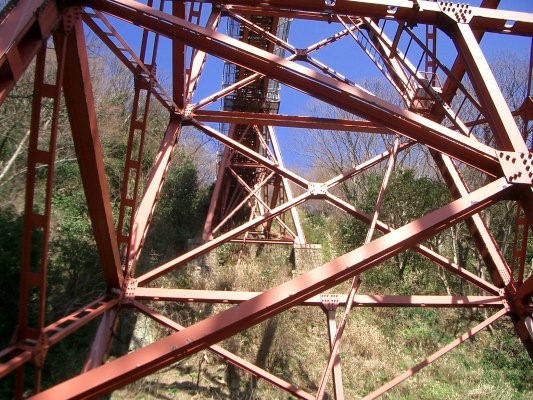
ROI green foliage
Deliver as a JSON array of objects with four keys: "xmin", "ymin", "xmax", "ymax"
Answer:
[
  {"xmin": 481, "ymin": 324, "xmax": 533, "ymax": 393},
  {"xmin": 47, "ymin": 162, "xmax": 105, "ymax": 317},
  {"xmin": 357, "ymin": 169, "xmax": 450, "ymax": 232},
  {"xmin": 338, "ymin": 169, "xmax": 452, "ymax": 290},
  {"xmin": 300, "ymin": 209, "xmax": 335, "ymax": 260},
  {"xmin": 0, "ymin": 207, "xmax": 23, "ymax": 348},
  {"xmin": 156, "ymin": 156, "xmax": 210, "ymax": 245},
  {"xmin": 138, "ymin": 154, "xmax": 211, "ymax": 272}
]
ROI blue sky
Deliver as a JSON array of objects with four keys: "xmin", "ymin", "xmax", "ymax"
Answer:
[{"xmin": 90, "ymin": 1, "xmax": 533, "ymax": 169}]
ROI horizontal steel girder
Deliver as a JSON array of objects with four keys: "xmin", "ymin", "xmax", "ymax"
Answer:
[
  {"xmin": 209, "ymin": 0, "xmax": 533, "ymax": 36},
  {"xmin": 133, "ymin": 288, "xmax": 505, "ymax": 308},
  {"xmin": 193, "ymin": 110, "xmax": 391, "ymax": 132}
]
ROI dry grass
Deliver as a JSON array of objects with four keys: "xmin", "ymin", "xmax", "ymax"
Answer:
[{"xmin": 111, "ymin": 245, "xmax": 532, "ymax": 400}]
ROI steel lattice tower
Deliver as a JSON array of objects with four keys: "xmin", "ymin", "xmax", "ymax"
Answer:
[{"xmin": 0, "ymin": 1, "xmax": 532, "ymax": 399}]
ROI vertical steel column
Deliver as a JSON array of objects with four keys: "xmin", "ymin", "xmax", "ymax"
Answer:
[
  {"xmin": 16, "ymin": 34, "xmax": 66, "ymax": 395},
  {"xmin": 317, "ymin": 137, "xmax": 401, "ymax": 399},
  {"xmin": 58, "ymin": 18, "xmax": 124, "ymax": 373},
  {"xmin": 321, "ymin": 297, "xmax": 345, "ymax": 400},
  {"xmin": 126, "ymin": 119, "xmax": 182, "ymax": 270},
  {"xmin": 116, "ymin": 72, "xmax": 152, "ymax": 266},
  {"xmin": 511, "ymin": 38, "xmax": 533, "ymax": 284},
  {"xmin": 116, "ymin": 0, "xmax": 163, "ymax": 274},
  {"xmin": 425, "ymin": 1, "xmax": 437, "ymax": 86},
  {"xmin": 60, "ymin": 20, "xmax": 123, "ymax": 288},
  {"xmin": 172, "ymin": 1, "xmax": 186, "ymax": 108},
  {"xmin": 267, "ymin": 126, "xmax": 306, "ymax": 243},
  {"xmin": 452, "ymin": 22, "xmax": 527, "ymax": 153}
]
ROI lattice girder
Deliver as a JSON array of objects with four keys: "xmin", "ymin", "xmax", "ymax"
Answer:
[{"xmin": 0, "ymin": 0, "xmax": 532, "ymax": 399}]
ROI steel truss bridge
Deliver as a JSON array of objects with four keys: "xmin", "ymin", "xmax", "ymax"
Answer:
[{"xmin": 0, "ymin": 0, "xmax": 532, "ymax": 398}]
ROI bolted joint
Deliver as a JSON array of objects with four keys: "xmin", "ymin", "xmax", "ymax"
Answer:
[
  {"xmin": 121, "ymin": 277, "xmax": 138, "ymax": 302},
  {"xmin": 497, "ymin": 151, "xmax": 533, "ymax": 185},
  {"xmin": 308, "ymin": 182, "xmax": 328, "ymax": 198},
  {"xmin": 182, "ymin": 104, "xmax": 195, "ymax": 120},
  {"xmin": 438, "ymin": 2, "xmax": 473, "ymax": 24},
  {"xmin": 62, "ymin": 6, "xmax": 83, "ymax": 33},
  {"xmin": 294, "ymin": 48, "xmax": 308, "ymax": 61},
  {"xmin": 500, "ymin": 286, "xmax": 532, "ymax": 319},
  {"xmin": 321, "ymin": 293, "xmax": 340, "ymax": 312},
  {"xmin": 32, "ymin": 332, "xmax": 50, "ymax": 368},
  {"xmin": 134, "ymin": 65, "xmax": 155, "ymax": 90},
  {"xmin": 499, "ymin": 288, "xmax": 512, "ymax": 313}
]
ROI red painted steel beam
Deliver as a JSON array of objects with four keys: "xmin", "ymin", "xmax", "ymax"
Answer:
[
  {"xmin": 516, "ymin": 275, "xmax": 533, "ymax": 303},
  {"xmin": 431, "ymin": 154, "xmax": 512, "ymax": 288},
  {"xmin": 89, "ymin": 0, "xmax": 501, "ymax": 177},
  {"xmin": 427, "ymin": 0, "xmax": 514, "ymax": 296},
  {"xmin": 0, "ymin": 297, "xmax": 117, "ymax": 379},
  {"xmin": 393, "ymin": 0, "xmax": 514, "ymax": 294},
  {"xmin": 116, "ymin": 80, "xmax": 152, "ymax": 258},
  {"xmin": 339, "ymin": 0, "xmax": 514, "ymax": 294},
  {"xmin": 444, "ymin": 21, "xmax": 533, "ymax": 290},
  {"xmin": 228, "ymin": 238, "xmax": 295, "ymax": 244},
  {"xmin": 318, "ymin": 136, "xmax": 400, "ymax": 399},
  {"xmin": 202, "ymin": 131, "xmax": 233, "ymax": 240},
  {"xmin": 185, "ymin": 8, "xmax": 222, "ymax": 104},
  {"xmin": 44, "ymin": 296, "xmax": 117, "ymax": 343},
  {"xmin": 126, "ymin": 119, "xmax": 182, "ymax": 271},
  {"xmin": 173, "ymin": 1, "xmax": 186, "ymax": 108},
  {"xmin": 218, "ymin": 169, "xmax": 296, "ymax": 239},
  {"xmin": 210, "ymin": 0, "xmax": 533, "ymax": 36},
  {"xmin": 325, "ymin": 193, "xmax": 500, "ymax": 295},
  {"xmin": 0, "ymin": 0, "xmax": 61, "ymax": 104},
  {"xmin": 191, "ymin": 26, "xmax": 356, "ymax": 111},
  {"xmin": 16, "ymin": 40, "xmax": 66, "ymax": 392},
  {"xmin": 137, "ymin": 192, "xmax": 310, "ymax": 284},
  {"xmin": 59, "ymin": 21, "xmax": 123, "ymax": 288},
  {"xmin": 193, "ymin": 110, "xmax": 390, "ymax": 133},
  {"xmin": 131, "ymin": 301, "xmax": 314, "ymax": 400},
  {"xmin": 18, "ymin": 44, "xmax": 61, "ymax": 341},
  {"xmin": 30, "ymin": 178, "xmax": 512, "ymax": 399},
  {"xmin": 324, "ymin": 308, "xmax": 345, "ymax": 400},
  {"xmin": 324, "ymin": 141, "xmax": 414, "ymax": 189},
  {"xmin": 451, "ymin": 22, "xmax": 528, "ymax": 153},
  {"xmin": 0, "ymin": 347, "xmax": 32, "ymax": 381},
  {"xmin": 192, "ymin": 120, "xmax": 310, "ymax": 188},
  {"xmin": 133, "ymin": 288, "xmax": 505, "ymax": 308},
  {"xmin": 82, "ymin": 10, "xmax": 177, "ymax": 112},
  {"xmin": 267, "ymin": 126, "xmax": 306, "ymax": 243},
  {"xmin": 439, "ymin": 0, "xmax": 500, "ymax": 108},
  {"xmin": 347, "ymin": 0, "xmax": 517, "ymax": 294},
  {"xmin": 82, "ymin": 308, "xmax": 118, "ymax": 372}
]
